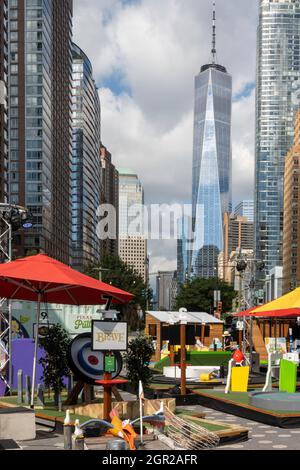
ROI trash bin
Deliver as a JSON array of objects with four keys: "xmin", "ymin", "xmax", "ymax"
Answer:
[{"xmin": 251, "ymin": 352, "xmax": 260, "ymax": 373}]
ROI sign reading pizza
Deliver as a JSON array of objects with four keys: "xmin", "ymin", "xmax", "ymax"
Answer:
[{"xmin": 92, "ymin": 321, "xmax": 128, "ymax": 351}]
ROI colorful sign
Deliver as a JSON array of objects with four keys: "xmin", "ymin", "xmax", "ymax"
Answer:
[
  {"xmin": 11, "ymin": 301, "xmax": 104, "ymax": 338},
  {"xmin": 68, "ymin": 333, "xmax": 123, "ymax": 384},
  {"xmin": 105, "ymin": 355, "xmax": 116, "ymax": 373},
  {"xmin": 92, "ymin": 321, "xmax": 128, "ymax": 351},
  {"xmin": 265, "ymin": 337, "xmax": 287, "ymax": 355}
]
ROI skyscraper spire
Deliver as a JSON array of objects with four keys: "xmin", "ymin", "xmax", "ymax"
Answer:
[{"xmin": 211, "ymin": 1, "xmax": 216, "ymax": 64}]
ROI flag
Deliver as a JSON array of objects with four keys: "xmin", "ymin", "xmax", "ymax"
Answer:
[
  {"xmin": 138, "ymin": 380, "xmax": 144, "ymax": 445},
  {"xmin": 139, "ymin": 380, "xmax": 145, "ymax": 402}
]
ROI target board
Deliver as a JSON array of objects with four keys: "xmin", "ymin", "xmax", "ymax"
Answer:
[{"xmin": 68, "ymin": 333, "xmax": 123, "ymax": 384}]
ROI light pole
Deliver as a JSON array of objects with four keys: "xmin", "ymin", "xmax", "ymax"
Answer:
[
  {"xmin": 168, "ymin": 309, "xmax": 188, "ymax": 396},
  {"xmin": 92, "ymin": 266, "xmax": 110, "ymax": 282}
]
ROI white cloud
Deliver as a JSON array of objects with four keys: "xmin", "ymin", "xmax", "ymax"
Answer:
[{"xmin": 73, "ymin": 0, "xmax": 258, "ymax": 273}]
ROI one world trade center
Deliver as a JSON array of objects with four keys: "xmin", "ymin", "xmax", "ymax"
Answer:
[{"xmin": 191, "ymin": 2, "xmax": 232, "ymax": 279}]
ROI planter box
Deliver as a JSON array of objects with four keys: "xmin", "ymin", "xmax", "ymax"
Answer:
[{"xmin": 68, "ymin": 398, "xmax": 176, "ymax": 420}]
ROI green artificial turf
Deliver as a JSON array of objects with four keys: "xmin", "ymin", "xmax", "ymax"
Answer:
[
  {"xmin": 36, "ymin": 408, "xmax": 91, "ymax": 424},
  {"xmin": 167, "ymin": 419, "xmax": 228, "ymax": 433},
  {"xmin": 176, "ymin": 410, "xmax": 228, "ymax": 431},
  {"xmin": 194, "ymin": 389, "xmax": 300, "ymax": 415},
  {"xmin": 154, "ymin": 351, "xmax": 232, "ymax": 371},
  {"xmin": 182, "ymin": 418, "xmax": 228, "ymax": 432}
]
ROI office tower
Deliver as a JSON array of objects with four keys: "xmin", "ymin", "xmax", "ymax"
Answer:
[
  {"xmin": 234, "ymin": 200, "xmax": 254, "ymax": 223},
  {"xmin": 8, "ymin": 0, "xmax": 73, "ymax": 263},
  {"xmin": 100, "ymin": 144, "xmax": 119, "ymax": 258},
  {"xmin": 71, "ymin": 43, "xmax": 101, "ymax": 270},
  {"xmin": 0, "ymin": 0, "xmax": 8, "ymax": 203},
  {"xmin": 223, "ymin": 213, "xmax": 254, "ymax": 263},
  {"xmin": 118, "ymin": 168, "xmax": 147, "ymax": 281},
  {"xmin": 220, "ymin": 212, "xmax": 254, "ymax": 284},
  {"xmin": 282, "ymin": 110, "xmax": 300, "ymax": 294},
  {"xmin": 177, "ymin": 215, "xmax": 191, "ymax": 285},
  {"xmin": 255, "ymin": 0, "xmax": 300, "ymax": 274},
  {"xmin": 156, "ymin": 271, "xmax": 178, "ymax": 311},
  {"xmin": 191, "ymin": 4, "xmax": 232, "ymax": 279}
]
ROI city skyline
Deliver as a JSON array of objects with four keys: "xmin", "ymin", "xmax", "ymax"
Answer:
[{"xmin": 72, "ymin": 0, "xmax": 258, "ymax": 274}]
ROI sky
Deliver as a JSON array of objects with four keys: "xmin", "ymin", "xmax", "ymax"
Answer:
[{"xmin": 73, "ymin": 0, "xmax": 258, "ymax": 277}]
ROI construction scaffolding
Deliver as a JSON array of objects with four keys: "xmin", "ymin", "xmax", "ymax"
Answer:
[{"xmin": 0, "ymin": 203, "xmax": 32, "ymax": 394}]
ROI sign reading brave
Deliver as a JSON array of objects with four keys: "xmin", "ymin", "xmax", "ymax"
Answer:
[{"xmin": 92, "ymin": 321, "xmax": 128, "ymax": 351}]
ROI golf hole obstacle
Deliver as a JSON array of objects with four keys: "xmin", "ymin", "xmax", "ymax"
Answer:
[
  {"xmin": 225, "ymin": 349, "xmax": 250, "ymax": 394},
  {"xmin": 263, "ymin": 352, "xmax": 298, "ymax": 393},
  {"xmin": 66, "ymin": 330, "xmax": 127, "ymax": 420}
]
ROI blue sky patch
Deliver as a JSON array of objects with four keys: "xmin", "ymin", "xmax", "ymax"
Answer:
[
  {"xmin": 100, "ymin": 70, "xmax": 132, "ymax": 97},
  {"xmin": 233, "ymin": 82, "xmax": 255, "ymax": 102}
]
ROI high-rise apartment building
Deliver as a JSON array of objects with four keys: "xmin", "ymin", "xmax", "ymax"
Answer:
[
  {"xmin": 0, "ymin": 0, "xmax": 8, "ymax": 203},
  {"xmin": 223, "ymin": 213, "xmax": 254, "ymax": 264},
  {"xmin": 71, "ymin": 43, "xmax": 101, "ymax": 270},
  {"xmin": 191, "ymin": 4, "xmax": 232, "ymax": 279},
  {"xmin": 8, "ymin": 0, "xmax": 73, "ymax": 263},
  {"xmin": 234, "ymin": 200, "xmax": 254, "ymax": 223},
  {"xmin": 118, "ymin": 168, "xmax": 147, "ymax": 281},
  {"xmin": 282, "ymin": 110, "xmax": 300, "ymax": 294},
  {"xmin": 100, "ymin": 144, "xmax": 119, "ymax": 259},
  {"xmin": 255, "ymin": 0, "xmax": 300, "ymax": 274}
]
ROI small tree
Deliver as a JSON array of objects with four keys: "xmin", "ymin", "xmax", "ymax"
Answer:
[
  {"xmin": 124, "ymin": 335, "xmax": 154, "ymax": 395},
  {"xmin": 85, "ymin": 255, "xmax": 152, "ymax": 331},
  {"xmin": 39, "ymin": 324, "xmax": 71, "ymax": 406}
]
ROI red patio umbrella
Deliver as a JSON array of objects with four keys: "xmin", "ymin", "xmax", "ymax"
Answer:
[
  {"xmin": 0, "ymin": 254, "xmax": 134, "ymax": 406},
  {"xmin": 233, "ymin": 308, "xmax": 256, "ymax": 317}
]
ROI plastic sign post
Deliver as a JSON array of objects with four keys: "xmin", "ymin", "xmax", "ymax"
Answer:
[{"xmin": 105, "ymin": 354, "xmax": 116, "ymax": 374}]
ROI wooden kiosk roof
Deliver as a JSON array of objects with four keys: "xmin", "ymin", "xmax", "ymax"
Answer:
[{"xmin": 146, "ymin": 311, "xmax": 224, "ymax": 324}]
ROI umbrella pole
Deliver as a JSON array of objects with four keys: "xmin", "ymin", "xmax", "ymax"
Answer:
[{"xmin": 31, "ymin": 293, "xmax": 41, "ymax": 408}]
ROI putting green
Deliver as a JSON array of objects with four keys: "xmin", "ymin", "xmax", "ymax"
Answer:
[
  {"xmin": 194, "ymin": 389, "xmax": 300, "ymax": 415},
  {"xmin": 154, "ymin": 351, "xmax": 232, "ymax": 371}
]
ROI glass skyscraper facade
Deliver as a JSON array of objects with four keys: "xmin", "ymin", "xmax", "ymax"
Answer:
[
  {"xmin": 255, "ymin": 0, "xmax": 300, "ymax": 273},
  {"xmin": 118, "ymin": 169, "xmax": 147, "ymax": 281},
  {"xmin": 234, "ymin": 200, "xmax": 254, "ymax": 223},
  {"xmin": 0, "ymin": 0, "xmax": 8, "ymax": 204},
  {"xmin": 177, "ymin": 215, "xmax": 190, "ymax": 285},
  {"xmin": 71, "ymin": 43, "xmax": 101, "ymax": 270},
  {"xmin": 7, "ymin": 0, "xmax": 73, "ymax": 263},
  {"xmin": 191, "ymin": 62, "xmax": 232, "ymax": 278}
]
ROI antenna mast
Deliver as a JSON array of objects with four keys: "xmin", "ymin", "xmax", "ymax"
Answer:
[{"xmin": 211, "ymin": 1, "xmax": 216, "ymax": 64}]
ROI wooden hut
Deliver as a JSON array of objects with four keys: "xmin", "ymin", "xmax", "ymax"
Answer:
[{"xmin": 145, "ymin": 311, "xmax": 224, "ymax": 362}]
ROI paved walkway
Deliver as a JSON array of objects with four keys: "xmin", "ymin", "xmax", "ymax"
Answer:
[{"xmin": 180, "ymin": 405, "xmax": 300, "ymax": 450}]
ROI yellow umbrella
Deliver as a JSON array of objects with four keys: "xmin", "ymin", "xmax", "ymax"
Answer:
[{"xmin": 249, "ymin": 288, "xmax": 300, "ymax": 318}]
